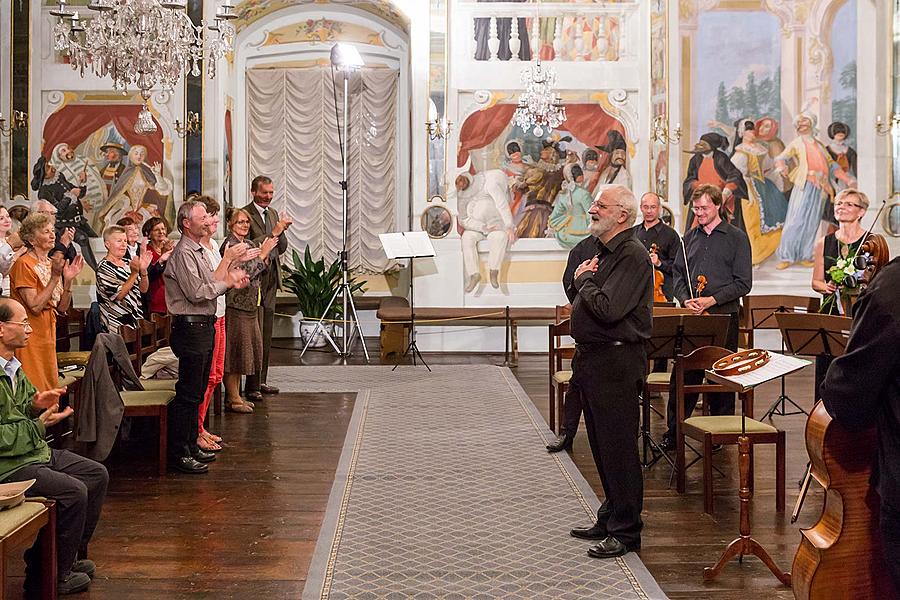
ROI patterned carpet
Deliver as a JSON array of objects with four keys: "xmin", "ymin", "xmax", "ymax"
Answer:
[{"xmin": 267, "ymin": 365, "xmax": 667, "ymax": 600}]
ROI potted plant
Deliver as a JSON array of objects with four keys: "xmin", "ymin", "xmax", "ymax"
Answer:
[{"xmin": 282, "ymin": 247, "xmax": 366, "ymax": 348}]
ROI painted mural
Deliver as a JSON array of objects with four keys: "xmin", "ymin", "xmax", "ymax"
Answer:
[
  {"xmin": 39, "ymin": 100, "xmax": 175, "ymax": 233},
  {"xmin": 457, "ymin": 102, "xmax": 628, "ymax": 237},
  {"xmin": 682, "ymin": 0, "xmax": 858, "ymax": 272},
  {"xmin": 261, "ymin": 18, "xmax": 387, "ymax": 46},
  {"xmin": 233, "ymin": 0, "xmax": 409, "ymax": 33}
]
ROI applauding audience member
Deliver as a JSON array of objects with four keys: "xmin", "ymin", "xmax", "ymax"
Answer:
[
  {"xmin": 221, "ymin": 208, "xmax": 279, "ymax": 414},
  {"xmin": 164, "ymin": 200, "xmax": 249, "ymax": 474},
  {"xmin": 142, "ymin": 217, "xmax": 174, "ymax": 316},
  {"xmin": 0, "ymin": 297, "xmax": 108, "ymax": 595},
  {"xmin": 0, "ymin": 207, "xmax": 26, "ymax": 296},
  {"xmin": 116, "ymin": 217, "xmax": 141, "ymax": 260},
  {"xmin": 9, "ymin": 213, "xmax": 83, "ymax": 391},
  {"xmin": 96, "ymin": 226, "xmax": 150, "ymax": 332}
]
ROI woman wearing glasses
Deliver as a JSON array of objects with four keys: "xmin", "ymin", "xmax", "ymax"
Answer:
[
  {"xmin": 811, "ymin": 188, "xmax": 869, "ymax": 399},
  {"xmin": 9, "ymin": 213, "xmax": 83, "ymax": 391}
]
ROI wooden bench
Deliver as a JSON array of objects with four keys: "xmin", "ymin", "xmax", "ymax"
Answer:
[
  {"xmin": 0, "ymin": 499, "xmax": 56, "ymax": 600},
  {"xmin": 377, "ymin": 301, "xmax": 557, "ymax": 365}
]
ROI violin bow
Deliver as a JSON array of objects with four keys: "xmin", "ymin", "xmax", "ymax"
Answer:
[
  {"xmin": 847, "ymin": 199, "xmax": 887, "ymax": 264},
  {"xmin": 679, "ymin": 235, "xmax": 695, "ymax": 301}
]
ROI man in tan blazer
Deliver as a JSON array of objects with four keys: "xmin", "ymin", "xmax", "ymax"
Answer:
[{"xmin": 241, "ymin": 175, "xmax": 291, "ymax": 399}]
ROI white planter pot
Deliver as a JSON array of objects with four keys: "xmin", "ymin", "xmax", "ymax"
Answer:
[{"xmin": 300, "ymin": 319, "xmax": 333, "ymax": 349}]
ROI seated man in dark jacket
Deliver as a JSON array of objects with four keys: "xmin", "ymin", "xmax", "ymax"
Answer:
[{"xmin": 0, "ymin": 298, "xmax": 108, "ymax": 595}]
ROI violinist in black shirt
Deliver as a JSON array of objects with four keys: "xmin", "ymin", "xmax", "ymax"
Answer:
[
  {"xmin": 567, "ymin": 184, "xmax": 652, "ymax": 559},
  {"xmin": 822, "ymin": 257, "xmax": 900, "ymax": 591},
  {"xmin": 633, "ymin": 192, "xmax": 680, "ymax": 301}
]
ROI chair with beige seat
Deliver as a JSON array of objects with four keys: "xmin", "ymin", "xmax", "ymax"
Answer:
[
  {"xmin": 547, "ymin": 305, "xmax": 573, "ymax": 434},
  {"xmin": 673, "ymin": 345, "xmax": 785, "ymax": 515}
]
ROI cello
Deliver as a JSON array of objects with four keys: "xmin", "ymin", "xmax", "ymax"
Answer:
[{"xmin": 792, "ymin": 231, "xmax": 896, "ymax": 599}]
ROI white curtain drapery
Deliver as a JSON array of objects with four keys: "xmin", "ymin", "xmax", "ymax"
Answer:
[{"xmin": 247, "ymin": 67, "xmax": 399, "ymax": 273}]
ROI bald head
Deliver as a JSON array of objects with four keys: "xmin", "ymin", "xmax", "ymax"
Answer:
[
  {"xmin": 0, "ymin": 298, "xmax": 30, "ymax": 356},
  {"xmin": 640, "ymin": 192, "xmax": 662, "ymax": 226}
]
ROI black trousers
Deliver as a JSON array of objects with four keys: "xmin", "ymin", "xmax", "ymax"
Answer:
[
  {"xmin": 666, "ymin": 311, "xmax": 739, "ymax": 438},
  {"xmin": 246, "ymin": 305, "xmax": 274, "ymax": 391},
  {"xmin": 571, "ymin": 343, "xmax": 646, "ymax": 547},
  {"xmin": 5, "ymin": 449, "xmax": 108, "ymax": 581},
  {"xmin": 170, "ymin": 319, "xmax": 215, "ymax": 458},
  {"xmin": 881, "ymin": 500, "xmax": 900, "ymax": 594},
  {"xmin": 559, "ymin": 386, "xmax": 583, "ymax": 438}
]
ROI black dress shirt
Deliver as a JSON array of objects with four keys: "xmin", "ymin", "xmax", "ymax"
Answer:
[
  {"xmin": 570, "ymin": 229, "xmax": 652, "ymax": 344},
  {"xmin": 823, "ymin": 257, "xmax": 900, "ymax": 506},
  {"xmin": 672, "ymin": 220, "xmax": 751, "ymax": 314},
  {"xmin": 563, "ymin": 236, "xmax": 600, "ymax": 303},
  {"xmin": 633, "ymin": 221, "xmax": 680, "ymax": 300}
]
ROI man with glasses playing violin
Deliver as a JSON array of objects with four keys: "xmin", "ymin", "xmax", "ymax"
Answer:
[
  {"xmin": 567, "ymin": 184, "xmax": 652, "ymax": 559},
  {"xmin": 659, "ymin": 183, "xmax": 752, "ymax": 452},
  {"xmin": 0, "ymin": 298, "xmax": 108, "ymax": 595}
]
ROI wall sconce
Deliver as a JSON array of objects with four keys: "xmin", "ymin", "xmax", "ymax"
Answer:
[
  {"xmin": 651, "ymin": 115, "xmax": 681, "ymax": 145},
  {"xmin": 426, "ymin": 117, "xmax": 452, "ymax": 141},
  {"xmin": 875, "ymin": 114, "xmax": 900, "ymax": 136},
  {"xmin": 174, "ymin": 111, "xmax": 201, "ymax": 138},
  {"xmin": 0, "ymin": 111, "xmax": 28, "ymax": 137}
]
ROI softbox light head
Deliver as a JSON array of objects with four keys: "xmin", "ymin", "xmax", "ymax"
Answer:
[{"xmin": 330, "ymin": 43, "xmax": 364, "ymax": 72}]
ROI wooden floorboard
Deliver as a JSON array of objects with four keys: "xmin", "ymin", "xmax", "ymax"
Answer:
[{"xmin": 5, "ymin": 338, "xmax": 819, "ymax": 598}]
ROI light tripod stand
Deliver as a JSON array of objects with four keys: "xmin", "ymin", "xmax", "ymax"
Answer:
[{"xmin": 299, "ymin": 43, "xmax": 369, "ymax": 363}]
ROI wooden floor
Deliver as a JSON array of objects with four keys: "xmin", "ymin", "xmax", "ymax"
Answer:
[{"xmin": 7, "ymin": 339, "xmax": 821, "ymax": 599}]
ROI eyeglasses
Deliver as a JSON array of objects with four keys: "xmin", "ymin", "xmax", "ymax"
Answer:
[
  {"xmin": 835, "ymin": 201, "xmax": 864, "ymax": 209},
  {"xmin": 592, "ymin": 201, "xmax": 624, "ymax": 211},
  {"xmin": 3, "ymin": 320, "xmax": 31, "ymax": 329}
]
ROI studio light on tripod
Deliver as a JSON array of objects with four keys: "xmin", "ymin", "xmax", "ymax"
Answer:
[{"xmin": 330, "ymin": 43, "xmax": 364, "ymax": 71}]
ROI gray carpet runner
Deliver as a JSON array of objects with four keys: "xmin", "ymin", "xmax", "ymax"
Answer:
[{"xmin": 267, "ymin": 365, "xmax": 666, "ymax": 600}]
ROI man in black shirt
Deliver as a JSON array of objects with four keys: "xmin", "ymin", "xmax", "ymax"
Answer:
[
  {"xmin": 822, "ymin": 257, "xmax": 900, "ymax": 592},
  {"xmin": 546, "ymin": 235, "xmax": 597, "ymax": 453},
  {"xmin": 568, "ymin": 184, "xmax": 652, "ymax": 559},
  {"xmin": 661, "ymin": 184, "xmax": 752, "ymax": 448},
  {"xmin": 633, "ymin": 192, "xmax": 680, "ymax": 301}
]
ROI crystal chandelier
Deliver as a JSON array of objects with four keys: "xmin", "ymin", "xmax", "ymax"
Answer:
[
  {"xmin": 49, "ymin": 0, "xmax": 237, "ymax": 134},
  {"xmin": 513, "ymin": 58, "xmax": 566, "ymax": 137}
]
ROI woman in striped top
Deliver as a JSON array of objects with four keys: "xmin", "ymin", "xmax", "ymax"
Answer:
[{"xmin": 96, "ymin": 225, "xmax": 150, "ymax": 332}]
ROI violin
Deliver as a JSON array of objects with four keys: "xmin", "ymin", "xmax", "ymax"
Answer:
[
  {"xmin": 649, "ymin": 243, "xmax": 667, "ymax": 303},
  {"xmin": 792, "ymin": 231, "xmax": 895, "ymax": 599}
]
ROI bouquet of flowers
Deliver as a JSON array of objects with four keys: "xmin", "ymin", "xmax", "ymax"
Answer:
[{"xmin": 821, "ymin": 254, "xmax": 862, "ymax": 314}]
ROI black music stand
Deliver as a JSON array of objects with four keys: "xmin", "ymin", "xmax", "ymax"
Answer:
[
  {"xmin": 774, "ymin": 311, "xmax": 852, "ymax": 523},
  {"xmin": 743, "ymin": 295, "xmax": 820, "ymax": 419},
  {"xmin": 641, "ymin": 313, "xmax": 730, "ymax": 468}
]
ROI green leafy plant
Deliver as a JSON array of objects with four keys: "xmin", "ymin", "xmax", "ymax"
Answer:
[{"xmin": 282, "ymin": 247, "xmax": 366, "ymax": 321}]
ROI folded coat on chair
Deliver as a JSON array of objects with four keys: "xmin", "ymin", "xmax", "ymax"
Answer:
[{"xmin": 75, "ymin": 332, "xmax": 144, "ymax": 460}]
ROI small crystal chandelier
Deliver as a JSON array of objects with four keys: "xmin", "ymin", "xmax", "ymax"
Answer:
[
  {"xmin": 513, "ymin": 58, "xmax": 566, "ymax": 137},
  {"xmin": 49, "ymin": 0, "xmax": 237, "ymax": 135}
]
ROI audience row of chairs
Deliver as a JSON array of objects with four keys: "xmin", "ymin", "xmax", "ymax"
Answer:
[{"xmin": 548, "ymin": 296, "xmax": 813, "ymax": 515}]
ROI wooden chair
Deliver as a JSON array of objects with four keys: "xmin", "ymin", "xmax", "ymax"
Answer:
[
  {"xmin": 674, "ymin": 345, "xmax": 785, "ymax": 515},
  {"xmin": 56, "ymin": 308, "xmax": 91, "ymax": 370},
  {"xmin": 151, "ymin": 314, "xmax": 171, "ymax": 348},
  {"xmin": 548, "ymin": 305, "xmax": 573, "ymax": 434},
  {"xmin": 0, "ymin": 499, "xmax": 56, "ymax": 599}
]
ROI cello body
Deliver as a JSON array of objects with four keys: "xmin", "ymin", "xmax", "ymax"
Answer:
[{"xmin": 792, "ymin": 401, "xmax": 897, "ymax": 599}]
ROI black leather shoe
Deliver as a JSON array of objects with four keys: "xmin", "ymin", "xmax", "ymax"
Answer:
[
  {"xmin": 191, "ymin": 448, "xmax": 216, "ymax": 463},
  {"xmin": 658, "ymin": 435, "xmax": 676, "ymax": 453},
  {"xmin": 546, "ymin": 434, "xmax": 574, "ymax": 453},
  {"xmin": 260, "ymin": 384, "xmax": 280, "ymax": 395},
  {"xmin": 587, "ymin": 536, "xmax": 639, "ymax": 559},
  {"xmin": 246, "ymin": 391, "xmax": 263, "ymax": 402},
  {"xmin": 570, "ymin": 522, "xmax": 608, "ymax": 540},
  {"xmin": 170, "ymin": 456, "xmax": 209, "ymax": 474}
]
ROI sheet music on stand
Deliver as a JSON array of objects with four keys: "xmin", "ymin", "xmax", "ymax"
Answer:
[
  {"xmin": 705, "ymin": 352, "xmax": 811, "ymax": 393},
  {"xmin": 379, "ymin": 232, "xmax": 435, "ymax": 259}
]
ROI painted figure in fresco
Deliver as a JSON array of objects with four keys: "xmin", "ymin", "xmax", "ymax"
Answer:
[
  {"xmin": 548, "ymin": 163, "xmax": 593, "ymax": 249},
  {"xmin": 581, "ymin": 148, "xmax": 602, "ymax": 195},
  {"xmin": 729, "ymin": 119, "xmax": 788, "ymax": 265},
  {"xmin": 824, "ymin": 121, "xmax": 857, "ymax": 228},
  {"xmin": 516, "ymin": 136, "xmax": 568, "ymax": 238},
  {"xmin": 96, "ymin": 145, "xmax": 173, "ymax": 230},
  {"xmin": 98, "ymin": 142, "xmax": 127, "ymax": 194},
  {"xmin": 774, "ymin": 112, "xmax": 856, "ymax": 269},
  {"xmin": 30, "ymin": 157, "xmax": 98, "ymax": 270},
  {"xmin": 455, "ymin": 170, "xmax": 515, "ymax": 292},
  {"xmin": 596, "ymin": 130, "xmax": 632, "ymax": 189},
  {"xmin": 502, "ymin": 139, "xmax": 531, "ymax": 223},
  {"xmin": 682, "ymin": 132, "xmax": 747, "ymax": 233},
  {"xmin": 49, "ymin": 142, "xmax": 107, "ymax": 226}
]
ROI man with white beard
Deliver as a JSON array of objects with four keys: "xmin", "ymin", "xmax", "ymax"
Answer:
[{"xmin": 454, "ymin": 170, "xmax": 515, "ymax": 292}]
